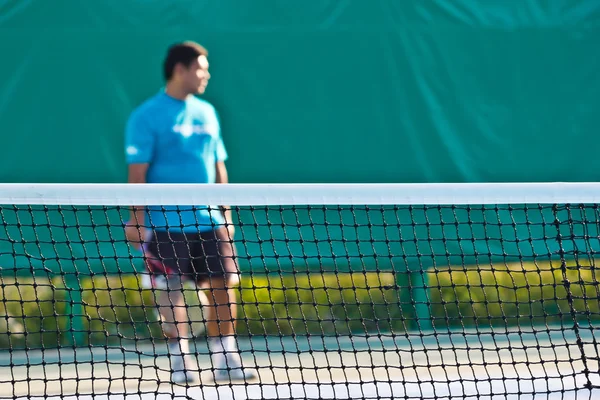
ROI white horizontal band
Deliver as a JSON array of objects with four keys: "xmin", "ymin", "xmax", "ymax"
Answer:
[{"xmin": 1, "ymin": 182, "xmax": 600, "ymax": 206}]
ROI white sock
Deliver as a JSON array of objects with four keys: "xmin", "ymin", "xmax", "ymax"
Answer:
[
  {"xmin": 209, "ymin": 337, "xmax": 224, "ymax": 369},
  {"xmin": 225, "ymin": 336, "xmax": 238, "ymax": 353},
  {"xmin": 210, "ymin": 336, "xmax": 238, "ymax": 353},
  {"xmin": 169, "ymin": 338, "xmax": 190, "ymax": 356},
  {"xmin": 180, "ymin": 338, "xmax": 190, "ymax": 356},
  {"xmin": 168, "ymin": 338, "xmax": 190, "ymax": 372},
  {"xmin": 210, "ymin": 336, "xmax": 239, "ymax": 368},
  {"xmin": 209, "ymin": 337, "xmax": 222, "ymax": 352}
]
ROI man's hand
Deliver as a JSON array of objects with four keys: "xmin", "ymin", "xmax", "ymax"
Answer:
[
  {"xmin": 125, "ymin": 220, "xmax": 147, "ymax": 249},
  {"xmin": 225, "ymin": 223, "xmax": 235, "ymax": 241},
  {"xmin": 215, "ymin": 161, "xmax": 235, "ymax": 240}
]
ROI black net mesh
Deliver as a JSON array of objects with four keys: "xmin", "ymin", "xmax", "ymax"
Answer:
[{"xmin": 1, "ymin": 203, "xmax": 599, "ymax": 399}]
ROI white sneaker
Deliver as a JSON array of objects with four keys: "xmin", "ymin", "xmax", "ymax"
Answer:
[
  {"xmin": 170, "ymin": 354, "xmax": 197, "ymax": 384},
  {"xmin": 213, "ymin": 353, "xmax": 257, "ymax": 382},
  {"xmin": 171, "ymin": 369, "xmax": 196, "ymax": 384}
]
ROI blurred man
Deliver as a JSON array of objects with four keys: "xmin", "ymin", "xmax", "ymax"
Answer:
[{"xmin": 124, "ymin": 41, "xmax": 256, "ymax": 384}]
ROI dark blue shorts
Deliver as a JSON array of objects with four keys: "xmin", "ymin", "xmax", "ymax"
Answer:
[{"xmin": 143, "ymin": 227, "xmax": 238, "ymax": 285}]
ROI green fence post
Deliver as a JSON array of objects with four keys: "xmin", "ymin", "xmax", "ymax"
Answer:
[
  {"xmin": 63, "ymin": 275, "xmax": 86, "ymax": 347},
  {"xmin": 409, "ymin": 271, "xmax": 432, "ymax": 332}
]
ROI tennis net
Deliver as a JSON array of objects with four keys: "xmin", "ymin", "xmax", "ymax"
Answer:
[{"xmin": 1, "ymin": 182, "xmax": 600, "ymax": 400}]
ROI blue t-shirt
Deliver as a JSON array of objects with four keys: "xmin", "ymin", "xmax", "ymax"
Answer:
[{"xmin": 125, "ymin": 91, "xmax": 228, "ymax": 232}]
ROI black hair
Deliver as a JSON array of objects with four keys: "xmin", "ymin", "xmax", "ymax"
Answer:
[{"xmin": 163, "ymin": 41, "xmax": 208, "ymax": 81}]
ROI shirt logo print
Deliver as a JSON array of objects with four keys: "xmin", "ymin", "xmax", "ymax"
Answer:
[
  {"xmin": 126, "ymin": 146, "xmax": 139, "ymax": 155},
  {"xmin": 173, "ymin": 123, "xmax": 217, "ymax": 138}
]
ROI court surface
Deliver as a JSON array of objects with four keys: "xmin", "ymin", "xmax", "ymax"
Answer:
[{"xmin": 3, "ymin": 330, "xmax": 600, "ymax": 400}]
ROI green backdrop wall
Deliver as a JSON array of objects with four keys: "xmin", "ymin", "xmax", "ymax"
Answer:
[
  {"xmin": 1, "ymin": 0, "xmax": 599, "ymax": 185},
  {"xmin": 1, "ymin": 0, "xmax": 599, "ymax": 276}
]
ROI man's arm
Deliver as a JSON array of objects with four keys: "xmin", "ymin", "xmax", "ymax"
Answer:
[
  {"xmin": 215, "ymin": 161, "xmax": 233, "ymax": 231},
  {"xmin": 124, "ymin": 108, "xmax": 154, "ymax": 245},
  {"xmin": 126, "ymin": 163, "xmax": 149, "ymax": 244}
]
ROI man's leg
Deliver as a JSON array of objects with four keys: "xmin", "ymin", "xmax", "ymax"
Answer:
[
  {"xmin": 155, "ymin": 278, "xmax": 191, "ymax": 366},
  {"xmin": 204, "ymin": 274, "xmax": 238, "ymax": 367},
  {"xmin": 145, "ymin": 231, "xmax": 196, "ymax": 384},
  {"xmin": 195, "ymin": 228, "xmax": 256, "ymax": 381},
  {"xmin": 205, "ymin": 275, "xmax": 236, "ymax": 337}
]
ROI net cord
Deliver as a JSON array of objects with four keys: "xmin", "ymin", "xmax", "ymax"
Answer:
[{"xmin": 2, "ymin": 182, "xmax": 600, "ymax": 206}]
